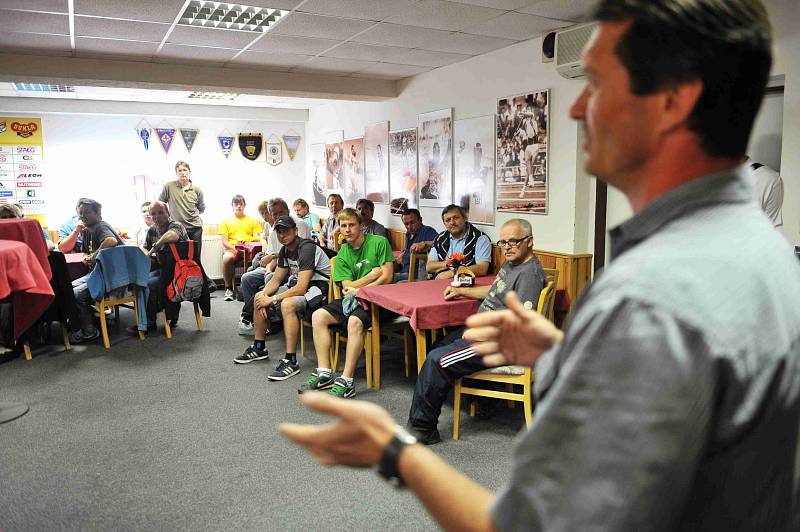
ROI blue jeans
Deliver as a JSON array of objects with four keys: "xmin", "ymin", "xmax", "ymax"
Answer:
[{"xmin": 72, "ymin": 274, "xmax": 95, "ymax": 334}]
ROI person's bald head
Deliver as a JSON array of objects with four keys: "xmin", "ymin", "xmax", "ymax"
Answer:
[{"xmin": 149, "ymin": 200, "xmax": 171, "ymax": 228}]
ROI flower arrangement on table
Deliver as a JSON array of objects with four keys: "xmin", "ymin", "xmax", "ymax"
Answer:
[{"xmin": 446, "ymin": 253, "xmax": 475, "ymax": 287}]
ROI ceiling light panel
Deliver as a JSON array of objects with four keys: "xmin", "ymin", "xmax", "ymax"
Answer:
[
  {"xmin": 178, "ymin": 2, "xmax": 288, "ymax": 33},
  {"xmin": 13, "ymin": 83, "xmax": 76, "ymax": 93},
  {"xmin": 188, "ymin": 91, "xmax": 240, "ymax": 100}
]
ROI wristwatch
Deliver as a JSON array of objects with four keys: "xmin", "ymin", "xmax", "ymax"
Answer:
[{"xmin": 376, "ymin": 425, "xmax": 417, "ymax": 488}]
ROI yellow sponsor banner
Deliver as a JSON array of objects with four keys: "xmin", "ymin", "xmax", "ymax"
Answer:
[{"xmin": 0, "ymin": 117, "xmax": 43, "ymax": 146}]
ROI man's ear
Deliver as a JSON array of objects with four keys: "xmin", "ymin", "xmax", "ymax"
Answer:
[{"xmin": 657, "ymin": 79, "xmax": 703, "ymax": 133}]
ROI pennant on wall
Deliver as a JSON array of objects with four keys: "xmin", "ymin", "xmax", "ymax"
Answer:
[
  {"xmin": 218, "ymin": 135, "xmax": 234, "ymax": 159},
  {"xmin": 266, "ymin": 134, "xmax": 282, "ymax": 166},
  {"xmin": 282, "ymin": 133, "xmax": 302, "ymax": 161},
  {"xmin": 154, "ymin": 128, "xmax": 176, "ymax": 155},
  {"xmin": 180, "ymin": 128, "xmax": 199, "ymax": 152},
  {"xmin": 238, "ymin": 133, "xmax": 263, "ymax": 161},
  {"xmin": 135, "ymin": 119, "xmax": 151, "ymax": 150}
]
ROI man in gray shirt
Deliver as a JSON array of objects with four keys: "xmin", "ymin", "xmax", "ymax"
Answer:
[
  {"xmin": 355, "ymin": 198, "xmax": 387, "ymax": 238},
  {"xmin": 280, "ymin": 1, "xmax": 800, "ymax": 530},
  {"xmin": 407, "ymin": 218, "xmax": 545, "ymax": 445}
]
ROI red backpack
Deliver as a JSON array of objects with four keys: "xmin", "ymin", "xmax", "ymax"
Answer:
[{"xmin": 166, "ymin": 241, "xmax": 204, "ymax": 303}]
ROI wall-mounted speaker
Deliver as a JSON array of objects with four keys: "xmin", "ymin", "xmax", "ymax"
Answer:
[{"xmin": 542, "ymin": 31, "xmax": 556, "ymax": 63}]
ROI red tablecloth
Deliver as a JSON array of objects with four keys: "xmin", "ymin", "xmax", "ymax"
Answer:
[
  {"xmin": 237, "ymin": 241, "xmax": 262, "ymax": 254},
  {"xmin": 0, "ymin": 218, "xmax": 51, "ymax": 279},
  {"xmin": 0, "ymin": 240, "xmax": 54, "ymax": 340},
  {"xmin": 358, "ymin": 276, "xmax": 495, "ymax": 331},
  {"xmin": 64, "ymin": 252, "xmax": 90, "ymax": 281}
]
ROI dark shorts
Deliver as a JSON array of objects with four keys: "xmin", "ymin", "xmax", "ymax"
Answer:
[{"xmin": 318, "ymin": 298, "xmax": 393, "ymax": 332}]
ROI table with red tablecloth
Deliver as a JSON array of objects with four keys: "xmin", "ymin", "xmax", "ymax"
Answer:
[
  {"xmin": 236, "ymin": 241, "xmax": 263, "ymax": 268},
  {"xmin": 64, "ymin": 252, "xmax": 90, "ymax": 281},
  {"xmin": 392, "ymin": 249, "xmax": 402, "ymax": 263},
  {"xmin": 357, "ymin": 276, "xmax": 495, "ymax": 373},
  {"xmin": 0, "ymin": 240, "xmax": 54, "ymax": 341},
  {"xmin": 0, "ymin": 218, "xmax": 51, "ymax": 280}
]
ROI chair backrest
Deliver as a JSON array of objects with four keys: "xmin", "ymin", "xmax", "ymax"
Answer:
[
  {"xmin": 329, "ymin": 256, "xmax": 340, "ymax": 301},
  {"xmin": 536, "ymin": 280, "xmax": 556, "ymax": 322},
  {"xmin": 407, "ymin": 251, "xmax": 429, "ymax": 282}
]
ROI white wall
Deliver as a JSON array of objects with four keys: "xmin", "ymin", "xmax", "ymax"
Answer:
[
  {"xmin": 0, "ymin": 98, "xmax": 306, "ymax": 233},
  {"xmin": 306, "ymin": 37, "xmax": 585, "ymax": 253}
]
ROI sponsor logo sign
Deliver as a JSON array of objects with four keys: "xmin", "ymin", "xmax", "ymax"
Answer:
[{"xmin": 11, "ymin": 121, "xmax": 38, "ymax": 138}]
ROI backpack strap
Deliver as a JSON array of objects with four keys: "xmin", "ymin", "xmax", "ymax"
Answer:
[
  {"xmin": 187, "ymin": 239, "xmax": 194, "ymax": 261},
  {"xmin": 170, "ymin": 242, "xmax": 180, "ymax": 261}
]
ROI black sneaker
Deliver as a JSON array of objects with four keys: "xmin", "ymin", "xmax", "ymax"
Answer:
[
  {"xmin": 267, "ymin": 359, "xmax": 301, "ymax": 381},
  {"xmin": 234, "ymin": 345, "xmax": 269, "ymax": 364},
  {"xmin": 298, "ymin": 371, "xmax": 335, "ymax": 393},
  {"xmin": 408, "ymin": 426, "xmax": 442, "ymax": 446},
  {"xmin": 70, "ymin": 329, "xmax": 100, "ymax": 344}
]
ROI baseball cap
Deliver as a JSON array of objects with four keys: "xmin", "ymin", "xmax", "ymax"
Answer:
[{"xmin": 274, "ymin": 215, "xmax": 297, "ymax": 229}]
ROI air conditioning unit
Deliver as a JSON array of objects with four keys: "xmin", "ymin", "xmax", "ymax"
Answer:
[{"xmin": 555, "ymin": 22, "xmax": 597, "ymax": 79}]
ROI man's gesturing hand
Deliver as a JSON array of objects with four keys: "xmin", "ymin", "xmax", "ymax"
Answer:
[
  {"xmin": 279, "ymin": 392, "xmax": 396, "ymax": 467},
  {"xmin": 463, "ymin": 291, "xmax": 563, "ymax": 368}
]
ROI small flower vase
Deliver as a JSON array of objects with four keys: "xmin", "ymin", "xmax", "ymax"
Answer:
[{"xmin": 449, "ymin": 260, "xmax": 462, "ymax": 286}]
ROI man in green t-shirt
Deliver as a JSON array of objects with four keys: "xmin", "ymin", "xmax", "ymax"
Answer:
[{"xmin": 302, "ymin": 208, "xmax": 395, "ymax": 398}]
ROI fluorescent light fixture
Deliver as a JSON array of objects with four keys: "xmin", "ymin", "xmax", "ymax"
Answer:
[
  {"xmin": 187, "ymin": 91, "xmax": 240, "ymax": 100},
  {"xmin": 179, "ymin": 1, "xmax": 288, "ymax": 33},
  {"xmin": 13, "ymin": 83, "xmax": 75, "ymax": 92}
]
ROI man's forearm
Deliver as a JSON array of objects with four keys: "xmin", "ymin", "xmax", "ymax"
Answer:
[
  {"xmin": 458, "ymin": 284, "xmax": 492, "ymax": 300},
  {"xmin": 399, "ymin": 445, "xmax": 496, "ymax": 532},
  {"xmin": 427, "ymin": 259, "xmax": 447, "ymax": 274},
  {"xmin": 471, "ymin": 261, "xmax": 490, "ymax": 277},
  {"xmin": 58, "ymin": 230, "xmax": 79, "ymax": 252}
]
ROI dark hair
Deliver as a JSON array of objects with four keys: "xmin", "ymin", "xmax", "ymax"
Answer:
[
  {"xmin": 327, "ymin": 193, "xmax": 343, "ymax": 204},
  {"xmin": 591, "ymin": 0, "xmax": 772, "ymax": 157},
  {"xmin": 231, "ymin": 194, "xmax": 246, "ymax": 205},
  {"xmin": 141, "ymin": 201, "xmax": 152, "ymax": 209},
  {"xmin": 293, "ymin": 198, "xmax": 309, "ymax": 209},
  {"xmin": 356, "ymin": 198, "xmax": 374, "ymax": 211},
  {"xmin": 175, "ymin": 161, "xmax": 191, "ymax": 172},
  {"xmin": 441, "ymin": 204, "xmax": 466, "ymax": 220},
  {"xmin": 401, "ymin": 208, "xmax": 422, "ymax": 220},
  {"xmin": 269, "ymin": 197, "xmax": 289, "ymax": 212},
  {"xmin": 0, "ymin": 204, "xmax": 22, "ymax": 219},
  {"xmin": 77, "ymin": 198, "xmax": 102, "ymax": 215},
  {"xmin": 337, "ymin": 208, "xmax": 362, "ymax": 225}
]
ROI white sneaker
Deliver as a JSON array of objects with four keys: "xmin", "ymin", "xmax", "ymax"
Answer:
[
  {"xmin": 238, "ymin": 319, "xmax": 254, "ymax": 336},
  {"xmin": 224, "ymin": 289, "xmax": 234, "ymax": 301}
]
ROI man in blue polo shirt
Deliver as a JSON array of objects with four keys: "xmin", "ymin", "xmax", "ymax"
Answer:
[
  {"xmin": 426, "ymin": 204, "xmax": 491, "ymax": 279},
  {"xmin": 394, "ymin": 208, "xmax": 438, "ymax": 282}
]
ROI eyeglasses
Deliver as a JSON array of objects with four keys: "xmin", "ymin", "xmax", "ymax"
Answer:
[{"xmin": 496, "ymin": 236, "xmax": 530, "ymax": 248}]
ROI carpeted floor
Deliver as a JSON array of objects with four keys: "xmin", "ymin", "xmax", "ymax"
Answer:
[{"xmin": 0, "ymin": 295, "xmax": 527, "ymax": 530}]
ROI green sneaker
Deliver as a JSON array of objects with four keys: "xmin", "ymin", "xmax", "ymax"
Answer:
[
  {"xmin": 329, "ymin": 376, "xmax": 355, "ymax": 399},
  {"xmin": 298, "ymin": 371, "xmax": 335, "ymax": 393}
]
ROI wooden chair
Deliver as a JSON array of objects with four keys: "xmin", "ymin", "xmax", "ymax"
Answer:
[
  {"xmin": 156, "ymin": 242, "xmax": 208, "ymax": 338},
  {"xmin": 452, "ymin": 270, "xmax": 558, "ymax": 440},
  {"xmin": 99, "ymin": 285, "xmax": 145, "ymax": 349},
  {"xmin": 299, "ymin": 257, "xmax": 336, "ymax": 358},
  {"xmin": 407, "ymin": 251, "xmax": 428, "ymax": 282}
]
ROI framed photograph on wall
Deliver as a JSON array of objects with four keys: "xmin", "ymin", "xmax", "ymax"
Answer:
[
  {"xmin": 364, "ymin": 121, "xmax": 390, "ymax": 203},
  {"xmin": 309, "ymin": 142, "xmax": 327, "ymax": 207},
  {"xmin": 453, "ymin": 114, "xmax": 496, "ymax": 225},
  {"xmin": 418, "ymin": 108, "xmax": 453, "ymax": 208},
  {"xmin": 388, "ymin": 127, "xmax": 418, "ymax": 215},
  {"xmin": 342, "ymin": 137, "xmax": 365, "ymax": 206},
  {"xmin": 496, "ymin": 89, "xmax": 549, "ymax": 214},
  {"xmin": 325, "ymin": 141, "xmax": 343, "ymax": 195}
]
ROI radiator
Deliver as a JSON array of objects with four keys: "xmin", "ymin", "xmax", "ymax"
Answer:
[{"xmin": 201, "ymin": 235, "xmax": 225, "ymax": 280}]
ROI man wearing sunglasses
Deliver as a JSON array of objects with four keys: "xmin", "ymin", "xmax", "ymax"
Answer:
[{"xmin": 405, "ymin": 218, "xmax": 546, "ymax": 444}]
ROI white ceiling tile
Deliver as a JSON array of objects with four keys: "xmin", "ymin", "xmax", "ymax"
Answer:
[
  {"xmin": 248, "ymin": 34, "xmax": 338, "ymax": 55},
  {"xmin": 157, "ymin": 43, "xmax": 239, "ymax": 63},
  {"xmin": 2, "ymin": 9, "xmax": 69, "ymax": 34},
  {"xmin": 423, "ymin": 31, "xmax": 516, "ymax": 54},
  {"xmin": 74, "ymin": 0, "xmax": 185, "ymax": 23},
  {"xmin": 463, "ymin": 11, "xmax": 562, "ymax": 39},
  {"xmin": 250, "ymin": 0, "xmax": 304, "ymax": 8},
  {"xmin": 352, "ymin": 23, "xmax": 455, "ymax": 49},
  {"xmin": 448, "ymin": 0, "xmax": 535, "ymax": 8},
  {"xmin": 75, "ymin": 37, "xmax": 160, "ymax": 56},
  {"xmin": 322, "ymin": 42, "xmax": 412, "ymax": 63},
  {"xmin": 516, "ymin": 0, "xmax": 595, "ymax": 21},
  {"xmin": 167, "ymin": 25, "xmax": 261, "ymax": 49},
  {"xmin": 297, "ymin": 0, "xmax": 420, "ymax": 21},
  {"xmin": 293, "ymin": 56, "xmax": 378, "ymax": 75},
  {"xmin": 1, "ymin": 0, "xmax": 69, "ymax": 12},
  {"xmin": 387, "ymin": 0, "xmax": 506, "ymax": 31},
  {"xmin": 229, "ymin": 50, "xmax": 314, "ymax": 69},
  {"xmin": 0, "ymin": 31, "xmax": 71, "ymax": 52},
  {"xmin": 351, "ymin": 63, "xmax": 431, "ymax": 79},
  {"xmin": 74, "ymin": 16, "xmax": 170, "ymax": 42},
  {"xmin": 399, "ymin": 48, "xmax": 471, "ymax": 67},
  {"xmin": 272, "ymin": 13, "xmax": 375, "ymax": 40}
]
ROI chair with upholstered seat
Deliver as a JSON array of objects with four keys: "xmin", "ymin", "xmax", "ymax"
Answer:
[{"xmin": 452, "ymin": 268, "xmax": 558, "ymax": 439}]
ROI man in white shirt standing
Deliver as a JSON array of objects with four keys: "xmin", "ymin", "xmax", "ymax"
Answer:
[{"xmin": 746, "ymin": 156, "xmax": 783, "ymax": 226}]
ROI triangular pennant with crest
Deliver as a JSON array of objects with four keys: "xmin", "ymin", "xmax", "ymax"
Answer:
[
  {"xmin": 180, "ymin": 128, "xmax": 199, "ymax": 152},
  {"xmin": 154, "ymin": 128, "xmax": 176, "ymax": 155},
  {"xmin": 218, "ymin": 134, "xmax": 234, "ymax": 159},
  {"xmin": 135, "ymin": 119, "xmax": 151, "ymax": 150},
  {"xmin": 266, "ymin": 134, "xmax": 283, "ymax": 166},
  {"xmin": 238, "ymin": 133, "xmax": 263, "ymax": 161},
  {"xmin": 282, "ymin": 133, "xmax": 302, "ymax": 161}
]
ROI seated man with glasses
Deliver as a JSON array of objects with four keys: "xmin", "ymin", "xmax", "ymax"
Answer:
[{"xmin": 407, "ymin": 218, "xmax": 546, "ymax": 444}]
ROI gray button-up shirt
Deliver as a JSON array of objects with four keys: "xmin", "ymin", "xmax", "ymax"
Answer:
[{"xmin": 492, "ymin": 167, "xmax": 800, "ymax": 531}]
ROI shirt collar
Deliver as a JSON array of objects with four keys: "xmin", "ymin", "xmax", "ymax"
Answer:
[{"xmin": 610, "ymin": 165, "xmax": 753, "ymax": 260}]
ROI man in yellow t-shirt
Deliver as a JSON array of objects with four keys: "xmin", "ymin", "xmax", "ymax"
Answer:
[{"xmin": 219, "ymin": 194, "xmax": 262, "ymax": 301}]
